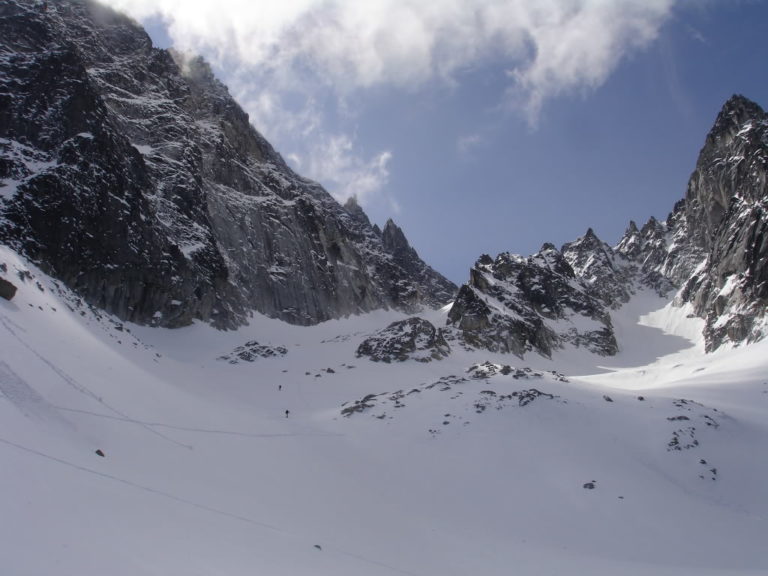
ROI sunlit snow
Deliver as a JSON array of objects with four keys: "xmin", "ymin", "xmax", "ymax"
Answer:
[{"xmin": 1, "ymin": 245, "xmax": 767, "ymax": 576}]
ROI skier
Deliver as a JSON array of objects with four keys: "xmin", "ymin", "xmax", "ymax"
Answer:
[{"xmin": 285, "ymin": 409, "xmax": 290, "ymax": 418}]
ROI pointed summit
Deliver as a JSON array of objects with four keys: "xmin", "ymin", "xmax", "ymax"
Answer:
[
  {"xmin": 710, "ymin": 94, "xmax": 766, "ymax": 142},
  {"xmin": 640, "ymin": 216, "xmax": 661, "ymax": 237},
  {"xmin": 343, "ymin": 195, "xmax": 371, "ymax": 226},
  {"xmin": 686, "ymin": 94, "xmax": 768, "ymax": 250},
  {"xmin": 382, "ymin": 218, "xmax": 409, "ymax": 253}
]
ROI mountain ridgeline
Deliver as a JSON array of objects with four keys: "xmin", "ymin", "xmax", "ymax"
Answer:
[
  {"xmin": 1, "ymin": 1, "xmax": 766, "ymax": 356},
  {"xmin": 448, "ymin": 95, "xmax": 768, "ymax": 355},
  {"xmin": 0, "ymin": 0, "xmax": 456, "ymax": 328}
]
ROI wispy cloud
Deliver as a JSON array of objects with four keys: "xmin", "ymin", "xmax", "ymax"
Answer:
[
  {"xmin": 686, "ymin": 25, "xmax": 707, "ymax": 44},
  {"xmin": 107, "ymin": 0, "xmax": 675, "ymax": 114},
  {"xmin": 104, "ymin": 0, "xmax": 677, "ymax": 206},
  {"xmin": 457, "ymin": 134, "xmax": 484, "ymax": 161},
  {"xmin": 303, "ymin": 134, "xmax": 394, "ymax": 207}
]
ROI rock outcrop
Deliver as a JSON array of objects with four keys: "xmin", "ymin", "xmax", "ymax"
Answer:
[
  {"xmin": 449, "ymin": 95, "xmax": 768, "ymax": 356},
  {"xmin": 0, "ymin": 0, "xmax": 455, "ymax": 329},
  {"xmin": 356, "ymin": 317, "xmax": 450, "ymax": 363},
  {"xmin": 447, "ymin": 244, "xmax": 618, "ymax": 358},
  {"xmin": 0, "ymin": 276, "xmax": 17, "ymax": 301}
]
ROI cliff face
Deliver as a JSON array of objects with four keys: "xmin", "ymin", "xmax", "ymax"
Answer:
[
  {"xmin": 449, "ymin": 95, "xmax": 768, "ymax": 357},
  {"xmin": 678, "ymin": 95, "xmax": 768, "ymax": 350},
  {"xmin": 0, "ymin": 0, "xmax": 455, "ymax": 328}
]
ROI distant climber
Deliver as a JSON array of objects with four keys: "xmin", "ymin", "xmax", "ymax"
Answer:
[
  {"xmin": 278, "ymin": 384, "xmax": 282, "ymax": 391},
  {"xmin": 285, "ymin": 409, "xmax": 290, "ymax": 418}
]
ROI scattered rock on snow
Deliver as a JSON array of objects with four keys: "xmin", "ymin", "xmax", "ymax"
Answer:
[
  {"xmin": 341, "ymin": 393, "xmax": 381, "ymax": 416},
  {"xmin": 467, "ymin": 361, "xmax": 568, "ymax": 382},
  {"xmin": 217, "ymin": 341, "xmax": 288, "ymax": 364}
]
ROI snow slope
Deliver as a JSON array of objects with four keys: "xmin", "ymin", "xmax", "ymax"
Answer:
[{"xmin": 1, "ymin": 245, "xmax": 767, "ymax": 576}]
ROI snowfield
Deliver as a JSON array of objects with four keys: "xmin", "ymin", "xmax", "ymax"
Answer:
[{"xmin": 1, "ymin": 245, "xmax": 767, "ymax": 576}]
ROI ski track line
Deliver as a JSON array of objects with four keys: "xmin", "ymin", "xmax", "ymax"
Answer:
[
  {"xmin": 0, "ymin": 435, "xmax": 423, "ymax": 576},
  {"xmin": 54, "ymin": 405, "xmax": 346, "ymax": 439},
  {"xmin": 0, "ymin": 314, "xmax": 191, "ymax": 450}
]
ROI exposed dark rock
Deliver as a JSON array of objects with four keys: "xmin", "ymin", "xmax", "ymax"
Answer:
[
  {"xmin": 562, "ymin": 228, "xmax": 635, "ymax": 306},
  {"xmin": 0, "ymin": 0, "xmax": 455, "ymax": 329},
  {"xmin": 341, "ymin": 393, "xmax": 381, "ymax": 416},
  {"xmin": 217, "ymin": 341, "xmax": 288, "ymax": 364},
  {"xmin": 621, "ymin": 96, "xmax": 768, "ymax": 351},
  {"xmin": 0, "ymin": 276, "xmax": 17, "ymax": 300},
  {"xmin": 513, "ymin": 388, "xmax": 555, "ymax": 407},
  {"xmin": 356, "ymin": 317, "xmax": 450, "ymax": 363},
  {"xmin": 448, "ymin": 244, "xmax": 617, "ymax": 358}
]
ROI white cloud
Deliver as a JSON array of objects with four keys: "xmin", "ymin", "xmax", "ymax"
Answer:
[
  {"xmin": 103, "ymin": 0, "xmax": 676, "ymax": 205},
  {"xmin": 457, "ymin": 134, "xmax": 484, "ymax": 160},
  {"xmin": 304, "ymin": 134, "xmax": 393, "ymax": 207},
  {"xmin": 105, "ymin": 0, "xmax": 676, "ymax": 115},
  {"xmin": 225, "ymin": 82, "xmax": 393, "ymax": 208}
]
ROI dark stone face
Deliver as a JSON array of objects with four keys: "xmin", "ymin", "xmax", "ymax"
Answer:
[
  {"xmin": 0, "ymin": 277, "xmax": 18, "ymax": 300},
  {"xmin": 678, "ymin": 95, "xmax": 768, "ymax": 350},
  {"xmin": 0, "ymin": 0, "xmax": 456, "ymax": 328}
]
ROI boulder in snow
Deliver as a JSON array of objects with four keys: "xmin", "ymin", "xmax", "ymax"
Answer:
[{"xmin": 0, "ymin": 277, "xmax": 18, "ymax": 301}]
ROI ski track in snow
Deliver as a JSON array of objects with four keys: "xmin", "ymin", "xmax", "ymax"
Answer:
[
  {"xmin": 54, "ymin": 405, "xmax": 346, "ymax": 439},
  {"xmin": 0, "ymin": 314, "xmax": 192, "ymax": 450},
  {"xmin": 0, "ymin": 435, "xmax": 424, "ymax": 576},
  {"xmin": 0, "ymin": 361, "xmax": 70, "ymax": 426}
]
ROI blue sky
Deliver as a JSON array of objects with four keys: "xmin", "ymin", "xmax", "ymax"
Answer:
[{"xmin": 105, "ymin": 0, "xmax": 768, "ymax": 285}]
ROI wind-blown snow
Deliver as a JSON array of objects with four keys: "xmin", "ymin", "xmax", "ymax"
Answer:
[{"xmin": 1, "ymin": 245, "xmax": 767, "ymax": 576}]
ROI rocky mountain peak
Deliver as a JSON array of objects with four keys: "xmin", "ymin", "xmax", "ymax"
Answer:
[
  {"xmin": 709, "ymin": 94, "xmax": 766, "ymax": 144},
  {"xmin": 450, "ymin": 95, "xmax": 767, "ymax": 356},
  {"xmin": 343, "ymin": 194, "xmax": 371, "ymax": 226},
  {"xmin": 640, "ymin": 216, "xmax": 662, "ymax": 237},
  {"xmin": 448, "ymin": 243, "xmax": 617, "ymax": 358},
  {"xmin": 0, "ymin": 0, "xmax": 456, "ymax": 328},
  {"xmin": 685, "ymin": 95, "xmax": 768, "ymax": 250},
  {"xmin": 381, "ymin": 218, "xmax": 409, "ymax": 253},
  {"xmin": 676, "ymin": 95, "xmax": 768, "ymax": 349}
]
